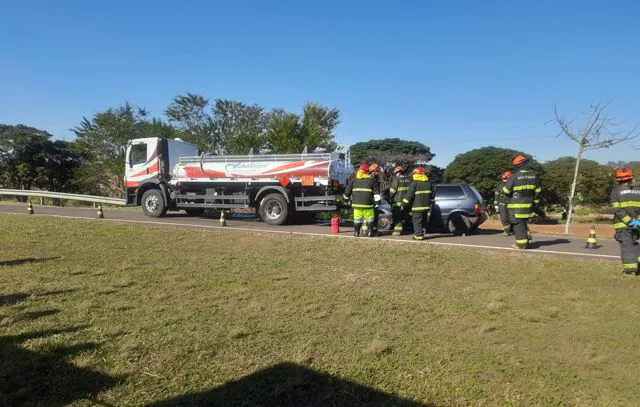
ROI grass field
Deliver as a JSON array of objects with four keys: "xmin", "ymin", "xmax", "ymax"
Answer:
[{"xmin": 1, "ymin": 215, "xmax": 639, "ymax": 406}]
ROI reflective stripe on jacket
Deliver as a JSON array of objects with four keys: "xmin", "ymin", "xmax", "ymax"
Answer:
[
  {"xmin": 390, "ymin": 175, "xmax": 411, "ymax": 206},
  {"xmin": 402, "ymin": 173, "xmax": 434, "ymax": 212},
  {"xmin": 503, "ymin": 169, "xmax": 541, "ymax": 219},
  {"xmin": 344, "ymin": 170, "xmax": 377, "ymax": 208},
  {"xmin": 611, "ymin": 182, "xmax": 640, "ymax": 229}
]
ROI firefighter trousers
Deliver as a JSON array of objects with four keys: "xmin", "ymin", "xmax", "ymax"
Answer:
[
  {"xmin": 498, "ymin": 204, "xmax": 511, "ymax": 234},
  {"xmin": 412, "ymin": 211, "xmax": 429, "ymax": 239},
  {"xmin": 392, "ymin": 204, "xmax": 405, "ymax": 233},
  {"xmin": 614, "ymin": 229, "xmax": 640, "ymax": 273},
  {"xmin": 511, "ymin": 218, "xmax": 530, "ymax": 248}
]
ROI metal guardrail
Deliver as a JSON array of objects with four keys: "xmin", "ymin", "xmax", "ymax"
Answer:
[{"xmin": 0, "ymin": 189, "xmax": 127, "ymax": 206}]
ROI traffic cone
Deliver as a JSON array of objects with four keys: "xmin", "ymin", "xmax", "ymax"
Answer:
[
  {"xmin": 585, "ymin": 225, "xmax": 598, "ymax": 249},
  {"xmin": 27, "ymin": 200, "xmax": 34, "ymax": 215},
  {"xmin": 97, "ymin": 204, "xmax": 104, "ymax": 219},
  {"xmin": 219, "ymin": 210, "xmax": 227, "ymax": 226}
]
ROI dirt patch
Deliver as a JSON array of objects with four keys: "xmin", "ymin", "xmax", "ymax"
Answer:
[{"xmin": 481, "ymin": 220, "xmax": 614, "ymax": 239}]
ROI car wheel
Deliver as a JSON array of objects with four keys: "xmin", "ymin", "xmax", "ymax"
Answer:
[
  {"xmin": 448, "ymin": 214, "xmax": 471, "ymax": 236},
  {"xmin": 377, "ymin": 213, "xmax": 392, "ymax": 231}
]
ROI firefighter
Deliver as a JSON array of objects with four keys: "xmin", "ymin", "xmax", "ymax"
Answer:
[
  {"xmin": 611, "ymin": 167, "xmax": 640, "ymax": 275},
  {"xmin": 403, "ymin": 167, "xmax": 433, "ymax": 241},
  {"xmin": 389, "ymin": 165, "xmax": 411, "ymax": 236},
  {"xmin": 344, "ymin": 163, "xmax": 379, "ymax": 237},
  {"xmin": 503, "ymin": 155, "xmax": 541, "ymax": 249},
  {"xmin": 494, "ymin": 171, "xmax": 513, "ymax": 236},
  {"xmin": 368, "ymin": 163, "xmax": 381, "ymax": 236}
]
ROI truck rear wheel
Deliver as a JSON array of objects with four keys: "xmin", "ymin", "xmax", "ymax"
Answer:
[
  {"xmin": 259, "ymin": 193, "xmax": 289, "ymax": 225},
  {"xmin": 141, "ymin": 189, "xmax": 167, "ymax": 218}
]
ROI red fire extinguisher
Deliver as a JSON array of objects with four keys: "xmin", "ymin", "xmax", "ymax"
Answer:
[{"xmin": 331, "ymin": 216, "xmax": 340, "ymax": 234}]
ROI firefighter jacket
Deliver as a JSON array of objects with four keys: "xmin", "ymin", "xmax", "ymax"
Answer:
[
  {"xmin": 344, "ymin": 170, "xmax": 378, "ymax": 209},
  {"xmin": 389, "ymin": 175, "xmax": 411, "ymax": 206},
  {"xmin": 611, "ymin": 182, "xmax": 640, "ymax": 230},
  {"xmin": 494, "ymin": 183, "xmax": 509, "ymax": 206},
  {"xmin": 503, "ymin": 168, "xmax": 541, "ymax": 219},
  {"xmin": 402, "ymin": 173, "xmax": 434, "ymax": 212}
]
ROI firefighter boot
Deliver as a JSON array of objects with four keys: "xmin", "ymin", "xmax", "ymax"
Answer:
[
  {"xmin": 353, "ymin": 223, "xmax": 362, "ymax": 237},
  {"xmin": 367, "ymin": 222, "xmax": 376, "ymax": 237}
]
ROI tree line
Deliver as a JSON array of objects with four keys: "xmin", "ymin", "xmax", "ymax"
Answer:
[
  {"xmin": 0, "ymin": 94, "xmax": 340, "ymax": 197},
  {"xmin": 0, "ymin": 100, "xmax": 633, "ymax": 211}
]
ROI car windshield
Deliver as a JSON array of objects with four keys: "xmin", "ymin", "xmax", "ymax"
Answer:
[{"xmin": 469, "ymin": 185, "xmax": 484, "ymax": 204}]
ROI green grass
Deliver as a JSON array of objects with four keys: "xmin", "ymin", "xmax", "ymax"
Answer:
[{"xmin": 1, "ymin": 215, "xmax": 639, "ymax": 406}]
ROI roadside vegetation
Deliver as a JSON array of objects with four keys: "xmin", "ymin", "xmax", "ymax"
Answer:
[{"xmin": 2, "ymin": 215, "xmax": 639, "ymax": 406}]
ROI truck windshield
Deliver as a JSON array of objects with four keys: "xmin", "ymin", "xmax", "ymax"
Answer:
[{"xmin": 130, "ymin": 144, "xmax": 147, "ymax": 167}]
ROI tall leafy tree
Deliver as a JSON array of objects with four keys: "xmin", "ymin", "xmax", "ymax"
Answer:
[
  {"xmin": 0, "ymin": 124, "xmax": 52, "ymax": 191},
  {"xmin": 266, "ymin": 109, "xmax": 302, "ymax": 153},
  {"xmin": 213, "ymin": 100, "xmax": 266, "ymax": 154},
  {"xmin": 299, "ymin": 102, "xmax": 340, "ymax": 152},
  {"xmin": 444, "ymin": 146, "xmax": 541, "ymax": 201},
  {"xmin": 72, "ymin": 102, "xmax": 151, "ymax": 193},
  {"xmin": 165, "ymin": 93, "xmax": 219, "ymax": 153},
  {"xmin": 349, "ymin": 138, "xmax": 434, "ymax": 164},
  {"xmin": 540, "ymin": 157, "xmax": 613, "ymax": 208}
]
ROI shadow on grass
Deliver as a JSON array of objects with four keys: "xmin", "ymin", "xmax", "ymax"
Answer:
[
  {"xmin": 0, "ymin": 257, "xmax": 60, "ymax": 267},
  {"xmin": 0, "ymin": 326, "xmax": 123, "ymax": 406},
  {"xmin": 0, "ymin": 293, "xmax": 29, "ymax": 306},
  {"xmin": 146, "ymin": 362, "xmax": 433, "ymax": 407},
  {"xmin": 14, "ymin": 308, "xmax": 60, "ymax": 322}
]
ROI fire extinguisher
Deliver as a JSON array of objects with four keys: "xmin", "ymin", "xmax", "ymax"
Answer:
[{"xmin": 331, "ymin": 215, "xmax": 340, "ymax": 234}]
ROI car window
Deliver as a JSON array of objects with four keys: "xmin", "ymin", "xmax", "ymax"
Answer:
[
  {"xmin": 436, "ymin": 185, "xmax": 466, "ymax": 200},
  {"xmin": 469, "ymin": 186, "xmax": 484, "ymax": 204}
]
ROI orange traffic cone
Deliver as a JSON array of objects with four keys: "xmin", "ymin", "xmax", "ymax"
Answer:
[
  {"xmin": 585, "ymin": 226, "xmax": 598, "ymax": 249},
  {"xmin": 27, "ymin": 200, "xmax": 34, "ymax": 215},
  {"xmin": 97, "ymin": 204, "xmax": 104, "ymax": 219},
  {"xmin": 219, "ymin": 211, "xmax": 227, "ymax": 226}
]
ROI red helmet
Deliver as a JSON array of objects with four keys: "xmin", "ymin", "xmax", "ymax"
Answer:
[
  {"xmin": 616, "ymin": 167, "xmax": 633, "ymax": 182},
  {"xmin": 394, "ymin": 165, "xmax": 404, "ymax": 174},
  {"xmin": 369, "ymin": 163, "xmax": 379, "ymax": 172},
  {"xmin": 501, "ymin": 171, "xmax": 512, "ymax": 181},
  {"xmin": 412, "ymin": 167, "xmax": 425, "ymax": 175},
  {"xmin": 358, "ymin": 163, "xmax": 369, "ymax": 172},
  {"xmin": 513, "ymin": 155, "xmax": 528, "ymax": 166}
]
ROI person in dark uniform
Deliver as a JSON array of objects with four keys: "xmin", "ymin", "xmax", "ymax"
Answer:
[
  {"xmin": 403, "ymin": 167, "xmax": 434, "ymax": 241},
  {"xmin": 389, "ymin": 165, "xmax": 411, "ymax": 236},
  {"xmin": 611, "ymin": 167, "xmax": 640, "ymax": 275},
  {"xmin": 494, "ymin": 171, "xmax": 513, "ymax": 236},
  {"xmin": 503, "ymin": 155, "xmax": 541, "ymax": 249},
  {"xmin": 344, "ymin": 164, "xmax": 379, "ymax": 237}
]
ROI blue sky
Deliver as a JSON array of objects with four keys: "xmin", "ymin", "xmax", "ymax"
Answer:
[{"xmin": 2, "ymin": 0, "xmax": 639, "ymax": 166}]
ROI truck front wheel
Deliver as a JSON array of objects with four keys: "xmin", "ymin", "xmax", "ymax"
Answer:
[
  {"xmin": 141, "ymin": 189, "xmax": 167, "ymax": 218},
  {"xmin": 259, "ymin": 193, "xmax": 289, "ymax": 225}
]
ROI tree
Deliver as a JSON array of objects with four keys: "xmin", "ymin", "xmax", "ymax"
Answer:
[
  {"xmin": 165, "ymin": 93, "xmax": 219, "ymax": 154},
  {"xmin": 554, "ymin": 102, "xmax": 639, "ymax": 233},
  {"xmin": 299, "ymin": 103, "xmax": 340, "ymax": 152},
  {"xmin": 444, "ymin": 146, "xmax": 541, "ymax": 201},
  {"xmin": 0, "ymin": 124, "xmax": 52, "ymax": 191},
  {"xmin": 213, "ymin": 100, "xmax": 267, "ymax": 154},
  {"xmin": 266, "ymin": 109, "xmax": 303, "ymax": 153},
  {"xmin": 72, "ymin": 102, "xmax": 152, "ymax": 194},
  {"xmin": 349, "ymin": 138, "xmax": 434, "ymax": 164},
  {"xmin": 540, "ymin": 157, "xmax": 613, "ymax": 208}
]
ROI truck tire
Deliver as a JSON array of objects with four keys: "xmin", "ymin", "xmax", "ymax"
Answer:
[
  {"xmin": 141, "ymin": 189, "xmax": 167, "ymax": 218},
  {"xmin": 259, "ymin": 193, "xmax": 289, "ymax": 225}
]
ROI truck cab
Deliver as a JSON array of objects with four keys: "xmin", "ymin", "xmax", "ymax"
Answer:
[{"xmin": 124, "ymin": 137, "xmax": 197, "ymax": 207}]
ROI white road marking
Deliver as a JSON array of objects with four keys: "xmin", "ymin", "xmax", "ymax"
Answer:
[{"xmin": 5, "ymin": 211, "xmax": 619, "ymax": 261}]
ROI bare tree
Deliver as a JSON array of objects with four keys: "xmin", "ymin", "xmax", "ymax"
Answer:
[{"xmin": 554, "ymin": 102, "xmax": 639, "ymax": 234}]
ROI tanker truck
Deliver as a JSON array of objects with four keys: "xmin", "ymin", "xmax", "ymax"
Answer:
[{"xmin": 123, "ymin": 137, "xmax": 353, "ymax": 225}]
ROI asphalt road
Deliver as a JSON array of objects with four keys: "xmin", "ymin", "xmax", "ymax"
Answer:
[{"xmin": 0, "ymin": 204, "xmax": 620, "ymax": 261}]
